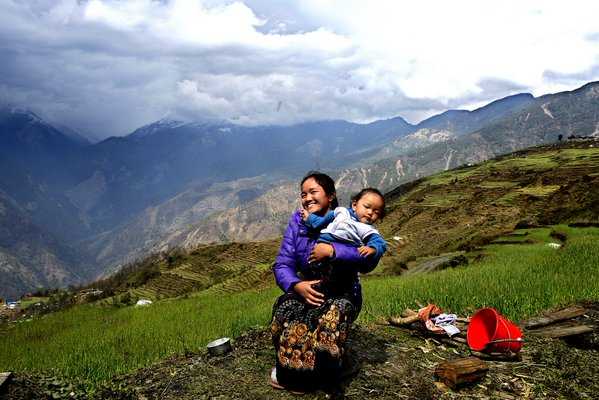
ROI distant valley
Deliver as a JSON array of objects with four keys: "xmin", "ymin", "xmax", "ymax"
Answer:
[{"xmin": 1, "ymin": 81, "xmax": 598, "ymax": 298}]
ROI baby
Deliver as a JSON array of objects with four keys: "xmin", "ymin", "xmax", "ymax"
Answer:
[{"xmin": 301, "ymin": 187, "xmax": 387, "ymax": 260}]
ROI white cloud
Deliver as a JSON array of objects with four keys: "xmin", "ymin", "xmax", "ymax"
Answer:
[
  {"xmin": 295, "ymin": 1, "xmax": 599, "ymax": 98},
  {"xmin": 0, "ymin": 0, "xmax": 598, "ymax": 137}
]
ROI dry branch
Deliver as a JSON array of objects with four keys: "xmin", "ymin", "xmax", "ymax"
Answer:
[
  {"xmin": 523, "ymin": 306, "xmax": 587, "ymax": 330},
  {"xmin": 527, "ymin": 322, "xmax": 594, "ymax": 338}
]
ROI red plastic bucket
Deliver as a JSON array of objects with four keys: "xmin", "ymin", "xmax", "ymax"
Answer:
[{"xmin": 467, "ymin": 308, "xmax": 523, "ymax": 353}]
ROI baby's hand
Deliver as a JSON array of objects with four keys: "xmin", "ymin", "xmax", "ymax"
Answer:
[
  {"xmin": 358, "ymin": 246, "xmax": 376, "ymax": 257},
  {"xmin": 300, "ymin": 208, "xmax": 310, "ymax": 221}
]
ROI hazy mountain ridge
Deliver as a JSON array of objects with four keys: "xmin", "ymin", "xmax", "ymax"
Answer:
[
  {"xmin": 358, "ymin": 92, "xmax": 536, "ymax": 164},
  {"xmin": 418, "ymin": 92, "xmax": 535, "ymax": 133},
  {"xmin": 0, "ymin": 111, "xmax": 412, "ymax": 295},
  {"xmin": 0, "ymin": 107, "xmax": 91, "ymax": 240},
  {"xmin": 335, "ymin": 80, "xmax": 599, "ymax": 192},
  {"xmin": 83, "ymin": 176, "xmax": 280, "ymax": 275},
  {"xmin": 0, "ymin": 190, "xmax": 90, "ymax": 299},
  {"xmin": 171, "ymin": 82, "xmax": 598, "ymax": 247},
  {"xmin": 1, "ymin": 82, "xmax": 598, "ymax": 298},
  {"xmin": 75, "ymin": 116, "xmax": 413, "ymax": 235}
]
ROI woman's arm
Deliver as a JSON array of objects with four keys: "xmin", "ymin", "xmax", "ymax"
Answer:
[
  {"xmin": 273, "ymin": 211, "xmax": 325, "ymax": 305},
  {"xmin": 331, "ymin": 241, "xmax": 382, "ymax": 274},
  {"xmin": 272, "ymin": 213, "xmax": 302, "ymax": 292},
  {"xmin": 309, "ymin": 240, "xmax": 382, "ymax": 274}
]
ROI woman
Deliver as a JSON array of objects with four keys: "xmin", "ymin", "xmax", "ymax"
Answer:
[{"xmin": 270, "ymin": 172, "xmax": 382, "ymax": 392}]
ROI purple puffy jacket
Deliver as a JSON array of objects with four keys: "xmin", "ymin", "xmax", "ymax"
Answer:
[{"xmin": 273, "ymin": 210, "xmax": 381, "ymax": 295}]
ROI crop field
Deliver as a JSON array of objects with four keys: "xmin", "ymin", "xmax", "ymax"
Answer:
[
  {"xmin": 2, "ymin": 225, "xmax": 598, "ymax": 389},
  {"xmin": 1, "ymin": 286, "xmax": 280, "ymax": 386},
  {"xmin": 18, "ymin": 296, "xmax": 49, "ymax": 309},
  {"xmin": 378, "ymin": 144, "xmax": 599, "ymax": 266},
  {"xmin": 424, "ymin": 146, "xmax": 599, "ymax": 189},
  {"xmin": 105, "ymin": 240, "xmax": 281, "ymax": 301},
  {"xmin": 492, "ymin": 152, "xmax": 559, "ymax": 171},
  {"xmin": 363, "ymin": 225, "xmax": 599, "ymax": 321}
]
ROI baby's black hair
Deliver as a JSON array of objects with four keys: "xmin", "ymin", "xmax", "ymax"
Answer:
[
  {"xmin": 300, "ymin": 171, "xmax": 339, "ymax": 209},
  {"xmin": 351, "ymin": 188, "xmax": 386, "ymax": 219}
]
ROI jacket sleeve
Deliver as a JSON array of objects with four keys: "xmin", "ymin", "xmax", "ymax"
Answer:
[
  {"xmin": 365, "ymin": 233, "xmax": 388, "ymax": 258},
  {"xmin": 273, "ymin": 213, "xmax": 301, "ymax": 292},
  {"xmin": 330, "ymin": 241, "xmax": 382, "ymax": 274},
  {"xmin": 305, "ymin": 210, "xmax": 335, "ymax": 230}
]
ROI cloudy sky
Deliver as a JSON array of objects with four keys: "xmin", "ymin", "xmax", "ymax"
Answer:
[{"xmin": 1, "ymin": 0, "xmax": 598, "ymax": 139}]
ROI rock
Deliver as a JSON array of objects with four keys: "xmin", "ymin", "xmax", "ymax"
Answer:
[
  {"xmin": 434, "ymin": 357, "xmax": 489, "ymax": 389},
  {"xmin": 0, "ymin": 372, "xmax": 13, "ymax": 388}
]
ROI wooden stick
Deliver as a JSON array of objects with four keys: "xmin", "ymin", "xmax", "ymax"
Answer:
[
  {"xmin": 523, "ymin": 306, "xmax": 587, "ymax": 330},
  {"xmin": 470, "ymin": 350, "xmax": 522, "ymax": 361},
  {"xmin": 388, "ymin": 314, "xmax": 420, "ymax": 326},
  {"xmin": 527, "ymin": 323, "xmax": 594, "ymax": 338},
  {"xmin": 436, "ymin": 336, "xmax": 468, "ymax": 348},
  {"xmin": 401, "ymin": 308, "xmax": 418, "ymax": 317}
]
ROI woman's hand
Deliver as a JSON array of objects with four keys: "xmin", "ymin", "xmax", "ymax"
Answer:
[
  {"xmin": 293, "ymin": 280, "xmax": 324, "ymax": 306},
  {"xmin": 309, "ymin": 243, "xmax": 335, "ymax": 263},
  {"xmin": 299, "ymin": 208, "xmax": 309, "ymax": 221},
  {"xmin": 358, "ymin": 246, "xmax": 376, "ymax": 257}
]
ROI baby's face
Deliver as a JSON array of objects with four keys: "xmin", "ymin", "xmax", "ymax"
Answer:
[{"xmin": 352, "ymin": 193, "xmax": 384, "ymax": 224}]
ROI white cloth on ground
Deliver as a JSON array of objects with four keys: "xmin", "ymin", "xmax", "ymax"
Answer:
[{"xmin": 432, "ymin": 313, "xmax": 460, "ymax": 336}]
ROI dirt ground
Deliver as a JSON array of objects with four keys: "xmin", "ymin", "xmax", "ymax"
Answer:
[{"xmin": 5, "ymin": 303, "xmax": 599, "ymax": 400}]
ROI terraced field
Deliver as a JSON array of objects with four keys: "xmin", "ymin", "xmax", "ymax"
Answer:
[
  {"xmin": 376, "ymin": 140, "xmax": 599, "ymax": 274},
  {"xmin": 127, "ymin": 240, "xmax": 281, "ymax": 300}
]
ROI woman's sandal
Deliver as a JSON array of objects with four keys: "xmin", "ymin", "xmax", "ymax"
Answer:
[{"xmin": 270, "ymin": 367, "xmax": 305, "ymax": 395}]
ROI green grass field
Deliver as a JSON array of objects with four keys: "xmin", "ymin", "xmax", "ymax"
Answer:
[
  {"xmin": 19, "ymin": 296, "xmax": 49, "ymax": 309},
  {"xmin": 1, "ymin": 226, "xmax": 598, "ymax": 389},
  {"xmin": 362, "ymin": 226, "xmax": 599, "ymax": 321}
]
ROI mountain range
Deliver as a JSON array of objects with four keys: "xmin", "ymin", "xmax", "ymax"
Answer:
[{"xmin": 1, "ymin": 81, "xmax": 598, "ymax": 298}]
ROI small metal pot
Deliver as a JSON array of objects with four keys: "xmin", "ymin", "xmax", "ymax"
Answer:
[{"xmin": 207, "ymin": 337, "xmax": 232, "ymax": 356}]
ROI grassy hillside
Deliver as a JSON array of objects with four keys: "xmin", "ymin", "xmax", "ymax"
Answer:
[
  {"xmin": 2, "ymin": 225, "xmax": 598, "ymax": 389},
  {"xmin": 377, "ymin": 140, "xmax": 599, "ymax": 273},
  {"xmin": 85, "ymin": 240, "xmax": 280, "ymax": 304}
]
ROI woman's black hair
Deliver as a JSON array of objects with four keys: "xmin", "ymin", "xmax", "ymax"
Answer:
[
  {"xmin": 300, "ymin": 171, "xmax": 339, "ymax": 209},
  {"xmin": 351, "ymin": 187, "xmax": 386, "ymax": 219}
]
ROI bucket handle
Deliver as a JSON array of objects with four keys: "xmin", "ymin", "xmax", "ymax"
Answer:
[{"xmin": 486, "ymin": 338, "xmax": 524, "ymax": 345}]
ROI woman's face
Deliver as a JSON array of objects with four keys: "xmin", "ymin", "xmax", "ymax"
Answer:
[{"xmin": 301, "ymin": 178, "xmax": 334, "ymax": 215}]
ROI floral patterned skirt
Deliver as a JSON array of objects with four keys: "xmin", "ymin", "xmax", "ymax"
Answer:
[{"xmin": 270, "ymin": 288, "xmax": 360, "ymax": 391}]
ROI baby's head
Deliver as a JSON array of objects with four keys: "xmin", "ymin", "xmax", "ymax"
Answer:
[{"xmin": 351, "ymin": 188, "xmax": 386, "ymax": 224}]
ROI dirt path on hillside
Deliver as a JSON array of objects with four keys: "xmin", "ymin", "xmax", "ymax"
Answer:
[{"xmin": 5, "ymin": 305, "xmax": 599, "ymax": 400}]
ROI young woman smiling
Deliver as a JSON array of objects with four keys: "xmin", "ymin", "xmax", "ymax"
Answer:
[{"xmin": 270, "ymin": 172, "xmax": 382, "ymax": 393}]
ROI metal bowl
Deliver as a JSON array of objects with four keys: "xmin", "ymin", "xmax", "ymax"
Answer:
[{"xmin": 207, "ymin": 337, "xmax": 232, "ymax": 356}]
